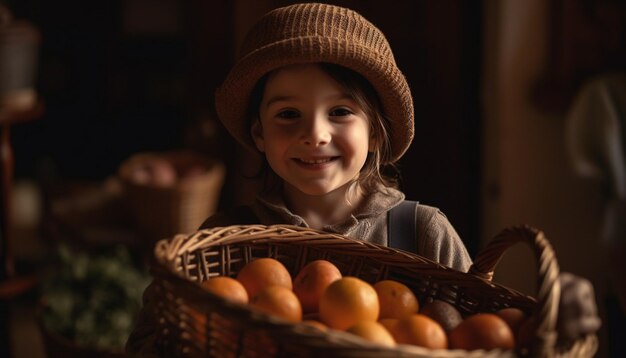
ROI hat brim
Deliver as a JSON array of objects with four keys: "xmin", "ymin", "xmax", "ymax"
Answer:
[{"xmin": 215, "ymin": 36, "xmax": 414, "ymax": 163}]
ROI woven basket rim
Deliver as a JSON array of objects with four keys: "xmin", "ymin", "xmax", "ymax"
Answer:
[
  {"xmin": 154, "ymin": 224, "xmax": 472, "ymax": 274},
  {"xmin": 154, "ymin": 224, "xmax": 538, "ymax": 307}
]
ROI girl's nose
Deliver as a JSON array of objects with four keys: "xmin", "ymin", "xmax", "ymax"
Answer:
[{"xmin": 301, "ymin": 115, "xmax": 331, "ymax": 146}]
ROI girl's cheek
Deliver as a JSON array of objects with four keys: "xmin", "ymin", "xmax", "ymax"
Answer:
[{"xmin": 266, "ymin": 123, "xmax": 299, "ymax": 138}]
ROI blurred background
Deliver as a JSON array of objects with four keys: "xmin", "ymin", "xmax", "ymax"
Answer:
[{"xmin": 0, "ymin": 0, "xmax": 625, "ymax": 357}]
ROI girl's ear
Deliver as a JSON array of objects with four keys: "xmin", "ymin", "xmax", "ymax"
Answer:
[{"xmin": 250, "ymin": 118, "xmax": 265, "ymax": 152}]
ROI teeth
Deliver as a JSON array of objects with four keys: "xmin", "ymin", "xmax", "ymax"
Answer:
[{"xmin": 299, "ymin": 158, "xmax": 332, "ymax": 164}]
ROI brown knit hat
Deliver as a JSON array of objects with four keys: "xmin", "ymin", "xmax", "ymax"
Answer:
[{"xmin": 215, "ymin": 2, "xmax": 414, "ymax": 163}]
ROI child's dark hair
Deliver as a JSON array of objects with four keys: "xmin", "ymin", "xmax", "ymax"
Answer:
[{"xmin": 246, "ymin": 62, "xmax": 399, "ymax": 196}]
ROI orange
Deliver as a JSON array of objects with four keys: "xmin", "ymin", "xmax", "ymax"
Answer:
[
  {"xmin": 495, "ymin": 307, "xmax": 526, "ymax": 336},
  {"xmin": 346, "ymin": 321, "xmax": 396, "ymax": 347},
  {"xmin": 200, "ymin": 276, "xmax": 249, "ymax": 304},
  {"xmin": 378, "ymin": 318, "xmax": 400, "ymax": 333},
  {"xmin": 293, "ymin": 260, "xmax": 342, "ymax": 313},
  {"xmin": 373, "ymin": 280, "xmax": 419, "ymax": 319},
  {"xmin": 388, "ymin": 314, "xmax": 447, "ymax": 349},
  {"xmin": 319, "ymin": 277, "xmax": 379, "ymax": 330},
  {"xmin": 449, "ymin": 313, "xmax": 514, "ymax": 350},
  {"xmin": 249, "ymin": 286, "xmax": 302, "ymax": 323},
  {"xmin": 236, "ymin": 258, "xmax": 292, "ymax": 298}
]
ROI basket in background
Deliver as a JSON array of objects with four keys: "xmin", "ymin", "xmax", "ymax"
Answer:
[
  {"xmin": 149, "ymin": 224, "xmax": 598, "ymax": 357},
  {"xmin": 118, "ymin": 150, "xmax": 225, "ymax": 241}
]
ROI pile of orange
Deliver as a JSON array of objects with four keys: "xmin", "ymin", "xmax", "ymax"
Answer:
[{"xmin": 197, "ymin": 258, "xmax": 531, "ymax": 352}]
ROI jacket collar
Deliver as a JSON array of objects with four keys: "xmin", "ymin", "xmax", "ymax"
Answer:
[{"xmin": 254, "ymin": 184, "xmax": 405, "ymax": 234}]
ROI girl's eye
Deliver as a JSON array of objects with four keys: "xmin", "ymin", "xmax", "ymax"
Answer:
[
  {"xmin": 276, "ymin": 110, "xmax": 300, "ymax": 119},
  {"xmin": 329, "ymin": 108, "xmax": 353, "ymax": 117}
]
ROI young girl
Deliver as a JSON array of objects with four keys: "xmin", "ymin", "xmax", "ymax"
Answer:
[{"xmin": 127, "ymin": 3, "xmax": 599, "ymax": 355}]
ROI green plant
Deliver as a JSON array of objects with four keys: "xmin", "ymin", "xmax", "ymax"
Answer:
[{"xmin": 40, "ymin": 244, "xmax": 150, "ymax": 351}]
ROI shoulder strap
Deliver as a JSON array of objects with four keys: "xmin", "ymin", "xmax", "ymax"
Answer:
[{"xmin": 387, "ymin": 200, "xmax": 418, "ymax": 254}]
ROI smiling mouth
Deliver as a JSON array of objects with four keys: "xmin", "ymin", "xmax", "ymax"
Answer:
[{"xmin": 293, "ymin": 157, "xmax": 339, "ymax": 165}]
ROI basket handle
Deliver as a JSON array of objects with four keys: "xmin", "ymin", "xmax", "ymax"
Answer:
[{"xmin": 468, "ymin": 225, "xmax": 559, "ymax": 356}]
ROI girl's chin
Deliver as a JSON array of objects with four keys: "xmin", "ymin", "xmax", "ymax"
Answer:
[
  {"xmin": 292, "ymin": 187, "xmax": 336, "ymax": 197},
  {"xmin": 285, "ymin": 181, "xmax": 357, "ymax": 198},
  {"xmin": 284, "ymin": 182, "xmax": 335, "ymax": 196}
]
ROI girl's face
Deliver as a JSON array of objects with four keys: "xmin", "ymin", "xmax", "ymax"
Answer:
[{"xmin": 252, "ymin": 64, "xmax": 373, "ymax": 197}]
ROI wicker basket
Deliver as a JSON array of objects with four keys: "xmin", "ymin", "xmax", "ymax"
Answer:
[
  {"xmin": 150, "ymin": 225, "xmax": 598, "ymax": 357},
  {"xmin": 118, "ymin": 150, "xmax": 225, "ymax": 241}
]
